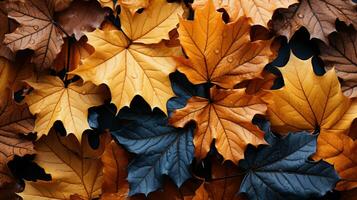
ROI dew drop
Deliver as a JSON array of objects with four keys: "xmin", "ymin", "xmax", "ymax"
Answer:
[
  {"xmin": 297, "ymin": 13, "xmax": 304, "ymax": 18},
  {"xmin": 131, "ymin": 73, "xmax": 138, "ymax": 79},
  {"xmin": 30, "ymin": 39, "xmax": 35, "ymax": 44},
  {"xmin": 80, "ymin": 26, "xmax": 86, "ymax": 31},
  {"xmin": 33, "ymin": 25, "xmax": 39, "ymax": 30},
  {"xmin": 214, "ymin": 49, "xmax": 219, "ymax": 54},
  {"xmin": 227, "ymin": 57, "xmax": 233, "ymax": 63},
  {"xmin": 82, "ymin": 91, "xmax": 86, "ymax": 95}
]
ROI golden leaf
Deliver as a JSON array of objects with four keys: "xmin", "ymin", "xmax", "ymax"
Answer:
[
  {"xmin": 262, "ymin": 53, "xmax": 357, "ymax": 136},
  {"xmin": 177, "ymin": 0, "xmax": 274, "ymax": 88},
  {"xmin": 170, "ymin": 87, "xmax": 266, "ymax": 163},
  {"xmin": 71, "ymin": 0, "xmax": 183, "ymax": 114},
  {"xmin": 25, "ymin": 76, "xmax": 108, "ymax": 141}
]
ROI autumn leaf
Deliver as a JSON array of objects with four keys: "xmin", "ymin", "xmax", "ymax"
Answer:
[
  {"xmin": 101, "ymin": 140, "xmax": 129, "ymax": 199},
  {"xmin": 318, "ymin": 26, "xmax": 357, "ymax": 97},
  {"xmin": 53, "ymin": 0, "xmax": 73, "ymax": 12},
  {"xmin": 313, "ymin": 132, "xmax": 357, "ymax": 190},
  {"xmin": 0, "ymin": 92, "xmax": 35, "ymax": 186},
  {"xmin": 235, "ymin": 70, "xmax": 276, "ymax": 95},
  {"xmin": 117, "ymin": 0, "xmax": 149, "ymax": 15},
  {"xmin": 262, "ymin": 53, "xmax": 357, "ymax": 136},
  {"xmin": 19, "ymin": 130, "xmax": 105, "ymax": 200},
  {"xmin": 57, "ymin": 0, "xmax": 107, "ymax": 40},
  {"xmin": 170, "ymin": 86, "xmax": 267, "ymax": 163},
  {"xmin": 192, "ymin": 184, "xmax": 209, "ymax": 200},
  {"xmin": 71, "ymin": 0, "xmax": 183, "ymax": 114},
  {"xmin": 272, "ymin": 0, "xmax": 357, "ymax": 43},
  {"xmin": 177, "ymin": 0, "xmax": 274, "ymax": 88},
  {"xmin": 239, "ymin": 130, "xmax": 339, "ymax": 199},
  {"xmin": 24, "ymin": 76, "xmax": 108, "ymax": 141},
  {"xmin": 192, "ymin": 0, "xmax": 297, "ymax": 26},
  {"xmin": 97, "ymin": 0, "xmax": 116, "ymax": 10},
  {"xmin": 4, "ymin": 0, "xmax": 65, "ymax": 70},
  {"xmin": 53, "ymin": 37, "xmax": 94, "ymax": 72},
  {"xmin": 0, "ymin": 3, "xmax": 14, "ymax": 60}
]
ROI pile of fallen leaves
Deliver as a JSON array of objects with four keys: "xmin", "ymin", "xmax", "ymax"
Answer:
[{"xmin": 1, "ymin": 0, "xmax": 357, "ymax": 199}]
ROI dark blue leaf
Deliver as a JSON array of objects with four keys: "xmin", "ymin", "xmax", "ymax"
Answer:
[
  {"xmin": 167, "ymin": 71, "xmax": 207, "ymax": 116},
  {"xmin": 239, "ymin": 131, "xmax": 339, "ymax": 200},
  {"xmin": 111, "ymin": 97, "xmax": 194, "ymax": 196}
]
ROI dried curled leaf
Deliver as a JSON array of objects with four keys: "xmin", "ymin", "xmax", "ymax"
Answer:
[
  {"xmin": 170, "ymin": 87, "xmax": 267, "ymax": 163},
  {"xmin": 4, "ymin": 0, "xmax": 65, "ymax": 70},
  {"xmin": 25, "ymin": 76, "xmax": 108, "ymax": 141},
  {"xmin": 178, "ymin": 0, "xmax": 274, "ymax": 88},
  {"xmin": 272, "ymin": 0, "xmax": 357, "ymax": 43}
]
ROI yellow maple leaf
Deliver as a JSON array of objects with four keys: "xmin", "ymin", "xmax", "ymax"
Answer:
[
  {"xmin": 177, "ymin": 0, "xmax": 274, "ymax": 88},
  {"xmin": 262, "ymin": 53, "xmax": 357, "ymax": 136},
  {"xmin": 71, "ymin": 0, "xmax": 183, "ymax": 114},
  {"xmin": 192, "ymin": 0, "xmax": 297, "ymax": 26},
  {"xmin": 25, "ymin": 76, "xmax": 108, "ymax": 141},
  {"xmin": 19, "ymin": 130, "xmax": 109, "ymax": 200}
]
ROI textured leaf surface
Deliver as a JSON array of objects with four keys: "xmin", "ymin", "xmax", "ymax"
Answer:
[
  {"xmin": 110, "ymin": 100, "xmax": 194, "ymax": 196},
  {"xmin": 117, "ymin": 0, "xmax": 149, "ymax": 15},
  {"xmin": 19, "ymin": 130, "xmax": 104, "ymax": 199},
  {"xmin": 25, "ymin": 76, "xmax": 108, "ymax": 141},
  {"xmin": 192, "ymin": 0, "xmax": 297, "ymax": 26},
  {"xmin": 314, "ymin": 132, "xmax": 357, "ymax": 190},
  {"xmin": 57, "ymin": 0, "xmax": 106, "ymax": 40},
  {"xmin": 178, "ymin": 1, "xmax": 274, "ymax": 88},
  {"xmin": 272, "ymin": 0, "xmax": 357, "ymax": 43},
  {"xmin": 239, "ymin": 131, "xmax": 339, "ymax": 200},
  {"xmin": 318, "ymin": 26, "xmax": 357, "ymax": 97},
  {"xmin": 4, "ymin": 0, "xmax": 64, "ymax": 70},
  {"xmin": 262, "ymin": 53, "xmax": 357, "ymax": 136},
  {"xmin": 0, "ymin": 93, "xmax": 34, "ymax": 186},
  {"xmin": 71, "ymin": 0, "xmax": 183, "ymax": 114},
  {"xmin": 170, "ymin": 86, "xmax": 267, "ymax": 163}
]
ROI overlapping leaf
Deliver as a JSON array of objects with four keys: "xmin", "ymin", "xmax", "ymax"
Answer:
[
  {"xmin": 4, "ymin": 0, "xmax": 65, "ymax": 70},
  {"xmin": 239, "ymin": 129, "xmax": 339, "ymax": 200},
  {"xmin": 177, "ymin": 0, "xmax": 274, "ymax": 88},
  {"xmin": 192, "ymin": 0, "xmax": 297, "ymax": 26},
  {"xmin": 170, "ymin": 86, "xmax": 267, "ymax": 163},
  {"xmin": 262, "ymin": 53, "xmax": 357, "ymax": 136},
  {"xmin": 71, "ymin": 0, "xmax": 183, "ymax": 114},
  {"xmin": 272, "ymin": 0, "xmax": 357, "ymax": 43},
  {"xmin": 318, "ymin": 26, "xmax": 357, "ymax": 97},
  {"xmin": 19, "ymin": 130, "xmax": 106, "ymax": 199},
  {"xmin": 25, "ymin": 76, "xmax": 108, "ymax": 141},
  {"xmin": 109, "ymin": 99, "xmax": 194, "ymax": 196}
]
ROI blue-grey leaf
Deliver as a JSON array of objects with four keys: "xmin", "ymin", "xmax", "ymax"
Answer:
[
  {"xmin": 111, "ymin": 98, "xmax": 194, "ymax": 196},
  {"xmin": 239, "ymin": 132, "xmax": 339, "ymax": 200}
]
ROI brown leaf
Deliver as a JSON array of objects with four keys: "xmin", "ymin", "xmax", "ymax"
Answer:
[
  {"xmin": 318, "ymin": 26, "xmax": 357, "ymax": 97},
  {"xmin": 0, "ymin": 3, "xmax": 14, "ymax": 60},
  {"xmin": 235, "ymin": 70, "xmax": 276, "ymax": 95},
  {"xmin": 272, "ymin": 0, "xmax": 357, "ymax": 43},
  {"xmin": 57, "ymin": 0, "xmax": 106, "ymax": 40},
  {"xmin": 170, "ymin": 86, "xmax": 267, "ymax": 163},
  {"xmin": 101, "ymin": 141, "xmax": 129, "ymax": 198},
  {"xmin": 340, "ymin": 188, "xmax": 357, "ymax": 200},
  {"xmin": 192, "ymin": 184, "xmax": 209, "ymax": 200},
  {"xmin": 53, "ymin": 37, "xmax": 94, "ymax": 72},
  {"xmin": 54, "ymin": 0, "xmax": 73, "ymax": 12},
  {"xmin": 0, "ymin": 92, "xmax": 35, "ymax": 186},
  {"xmin": 4, "ymin": 0, "xmax": 65, "ymax": 70}
]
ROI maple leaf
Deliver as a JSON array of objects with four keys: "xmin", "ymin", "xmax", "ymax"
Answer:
[
  {"xmin": 97, "ymin": 0, "xmax": 116, "ymax": 10},
  {"xmin": 53, "ymin": 37, "xmax": 94, "ymax": 72},
  {"xmin": 57, "ymin": 0, "xmax": 106, "ymax": 40},
  {"xmin": 19, "ymin": 130, "xmax": 106, "ymax": 200},
  {"xmin": 4, "ymin": 0, "xmax": 66, "ymax": 70},
  {"xmin": 177, "ymin": 0, "xmax": 274, "ymax": 88},
  {"xmin": 262, "ymin": 53, "xmax": 357, "ymax": 136},
  {"xmin": 118, "ymin": 0, "xmax": 149, "ymax": 15},
  {"xmin": 170, "ymin": 86, "xmax": 267, "ymax": 163},
  {"xmin": 192, "ymin": 0, "xmax": 297, "ymax": 26},
  {"xmin": 272, "ymin": 0, "xmax": 357, "ymax": 43},
  {"xmin": 71, "ymin": 0, "xmax": 183, "ymax": 114},
  {"xmin": 24, "ymin": 76, "xmax": 108, "ymax": 141},
  {"xmin": 110, "ymin": 99, "xmax": 194, "ymax": 196},
  {"xmin": 239, "ymin": 130, "xmax": 339, "ymax": 199},
  {"xmin": 101, "ymin": 140, "xmax": 129, "ymax": 199},
  {"xmin": 318, "ymin": 26, "xmax": 357, "ymax": 97},
  {"xmin": 0, "ymin": 92, "xmax": 35, "ymax": 186},
  {"xmin": 313, "ymin": 132, "xmax": 357, "ymax": 190}
]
